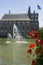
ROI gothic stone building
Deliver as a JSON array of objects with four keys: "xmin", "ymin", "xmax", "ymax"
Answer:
[{"xmin": 0, "ymin": 7, "xmax": 39, "ymax": 37}]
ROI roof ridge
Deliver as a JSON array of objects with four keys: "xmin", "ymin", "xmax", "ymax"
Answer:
[{"xmin": 3, "ymin": 13, "xmax": 27, "ymax": 15}]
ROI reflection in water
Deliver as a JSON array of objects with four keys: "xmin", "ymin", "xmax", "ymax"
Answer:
[
  {"xmin": 0, "ymin": 43, "xmax": 13, "ymax": 65},
  {"xmin": 0, "ymin": 42, "xmax": 32, "ymax": 65}
]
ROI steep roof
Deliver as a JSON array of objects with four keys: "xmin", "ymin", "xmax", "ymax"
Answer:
[{"xmin": 2, "ymin": 13, "xmax": 30, "ymax": 20}]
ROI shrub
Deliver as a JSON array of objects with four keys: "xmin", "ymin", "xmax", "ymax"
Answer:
[{"xmin": 27, "ymin": 30, "xmax": 43, "ymax": 65}]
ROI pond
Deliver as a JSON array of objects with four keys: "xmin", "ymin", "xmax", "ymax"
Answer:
[{"xmin": 0, "ymin": 38, "xmax": 33, "ymax": 65}]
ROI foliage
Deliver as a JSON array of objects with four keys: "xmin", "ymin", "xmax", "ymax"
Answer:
[
  {"xmin": 27, "ymin": 30, "xmax": 43, "ymax": 65},
  {"xmin": 39, "ymin": 27, "xmax": 43, "ymax": 39}
]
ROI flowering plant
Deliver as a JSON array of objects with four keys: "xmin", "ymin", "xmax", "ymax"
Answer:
[{"xmin": 27, "ymin": 30, "xmax": 43, "ymax": 65}]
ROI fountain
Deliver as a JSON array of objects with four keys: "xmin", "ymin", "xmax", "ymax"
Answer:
[
  {"xmin": 13, "ymin": 24, "xmax": 22, "ymax": 41},
  {"xmin": 6, "ymin": 33, "xmax": 12, "ymax": 43},
  {"xmin": 6, "ymin": 24, "xmax": 28, "ymax": 43}
]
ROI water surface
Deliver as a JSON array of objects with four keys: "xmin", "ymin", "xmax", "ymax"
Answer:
[{"xmin": 0, "ymin": 40, "xmax": 32, "ymax": 65}]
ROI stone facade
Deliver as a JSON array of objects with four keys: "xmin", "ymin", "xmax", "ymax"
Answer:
[{"xmin": 0, "ymin": 7, "xmax": 39, "ymax": 37}]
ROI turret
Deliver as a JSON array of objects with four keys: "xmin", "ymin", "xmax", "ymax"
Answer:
[{"xmin": 28, "ymin": 6, "xmax": 31, "ymax": 18}]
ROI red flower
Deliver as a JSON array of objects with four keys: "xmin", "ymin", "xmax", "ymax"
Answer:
[
  {"xmin": 27, "ymin": 49, "xmax": 32, "ymax": 54},
  {"xmin": 29, "ymin": 30, "xmax": 35, "ymax": 36},
  {"xmin": 36, "ymin": 40, "xmax": 43, "ymax": 45},
  {"xmin": 29, "ymin": 43, "xmax": 36, "ymax": 48},
  {"xmin": 33, "ymin": 32, "xmax": 40, "ymax": 39},
  {"xmin": 35, "ymin": 50, "xmax": 38, "ymax": 55},
  {"xmin": 32, "ymin": 60, "xmax": 35, "ymax": 65}
]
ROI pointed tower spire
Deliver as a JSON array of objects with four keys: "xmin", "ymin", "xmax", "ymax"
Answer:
[{"xmin": 28, "ymin": 6, "xmax": 31, "ymax": 18}]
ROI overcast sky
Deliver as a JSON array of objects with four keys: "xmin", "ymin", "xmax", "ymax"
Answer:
[{"xmin": 0, "ymin": 0, "xmax": 43, "ymax": 27}]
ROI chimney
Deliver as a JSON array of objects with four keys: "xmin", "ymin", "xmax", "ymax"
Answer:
[
  {"xmin": 33, "ymin": 10, "xmax": 35, "ymax": 14},
  {"xmin": 9, "ymin": 10, "xmax": 11, "ymax": 14}
]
